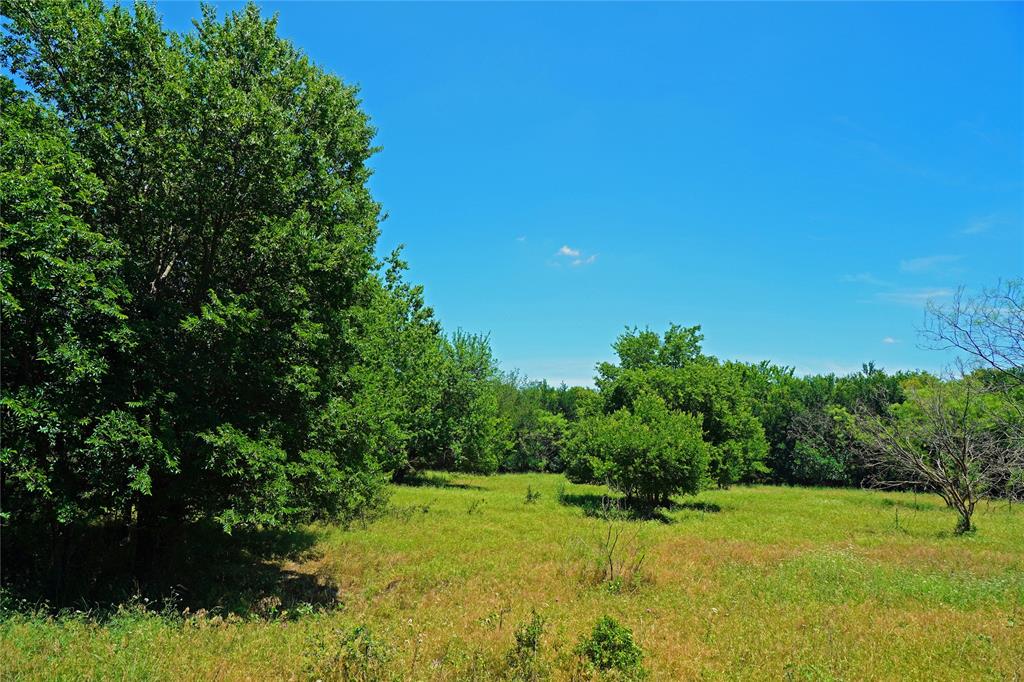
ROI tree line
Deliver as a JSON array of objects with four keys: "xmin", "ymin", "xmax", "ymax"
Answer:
[{"xmin": 2, "ymin": 1, "xmax": 1021, "ymax": 602}]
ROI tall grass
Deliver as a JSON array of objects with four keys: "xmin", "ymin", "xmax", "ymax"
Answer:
[{"xmin": 3, "ymin": 474, "xmax": 1022, "ymax": 680}]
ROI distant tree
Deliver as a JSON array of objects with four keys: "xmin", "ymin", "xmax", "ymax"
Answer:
[
  {"xmin": 785, "ymin": 405, "xmax": 857, "ymax": 486},
  {"xmin": 856, "ymin": 374, "xmax": 1024, "ymax": 533},
  {"xmin": 403, "ymin": 331, "xmax": 506, "ymax": 475},
  {"xmin": 659, "ymin": 324, "xmax": 705, "ymax": 368},
  {"xmin": 523, "ymin": 411, "xmax": 569, "ymax": 471},
  {"xmin": 566, "ymin": 385, "xmax": 604, "ymax": 420},
  {"xmin": 738, "ymin": 360, "xmax": 912, "ymax": 487},
  {"xmin": 609, "ymin": 327, "xmax": 663, "ymax": 371},
  {"xmin": 502, "ymin": 409, "xmax": 568, "ymax": 473},
  {"xmin": 334, "ymin": 248, "xmax": 447, "ymax": 479}
]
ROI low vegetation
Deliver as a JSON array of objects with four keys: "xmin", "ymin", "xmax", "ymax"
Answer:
[{"xmin": 2, "ymin": 474, "xmax": 1022, "ymax": 680}]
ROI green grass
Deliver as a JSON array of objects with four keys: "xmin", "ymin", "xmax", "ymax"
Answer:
[{"xmin": 3, "ymin": 474, "xmax": 1023, "ymax": 680}]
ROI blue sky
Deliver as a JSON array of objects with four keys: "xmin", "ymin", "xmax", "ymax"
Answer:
[{"xmin": 156, "ymin": 1, "xmax": 1023, "ymax": 385}]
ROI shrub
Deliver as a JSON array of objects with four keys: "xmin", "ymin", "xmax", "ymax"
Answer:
[
  {"xmin": 576, "ymin": 616, "xmax": 645, "ymax": 679},
  {"xmin": 563, "ymin": 393, "xmax": 708, "ymax": 507},
  {"xmin": 595, "ymin": 326, "xmax": 769, "ymax": 487},
  {"xmin": 505, "ymin": 610, "xmax": 547, "ymax": 681}
]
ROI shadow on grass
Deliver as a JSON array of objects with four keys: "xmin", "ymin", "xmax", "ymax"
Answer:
[
  {"xmin": 877, "ymin": 497, "xmax": 933, "ymax": 512},
  {"xmin": 673, "ymin": 500, "xmax": 722, "ymax": 513},
  {"xmin": 1, "ymin": 522, "xmax": 340, "ymax": 620},
  {"xmin": 399, "ymin": 471, "xmax": 485, "ymax": 490},
  {"xmin": 557, "ymin": 492, "xmax": 675, "ymax": 524}
]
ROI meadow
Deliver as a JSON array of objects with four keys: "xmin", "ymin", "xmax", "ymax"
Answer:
[{"xmin": 2, "ymin": 473, "xmax": 1022, "ymax": 681}]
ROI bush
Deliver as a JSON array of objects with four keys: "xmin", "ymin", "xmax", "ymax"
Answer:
[
  {"xmin": 563, "ymin": 393, "xmax": 708, "ymax": 507},
  {"xmin": 505, "ymin": 610, "xmax": 547, "ymax": 681},
  {"xmin": 595, "ymin": 326, "xmax": 769, "ymax": 487},
  {"xmin": 576, "ymin": 616, "xmax": 645, "ymax": 679}
]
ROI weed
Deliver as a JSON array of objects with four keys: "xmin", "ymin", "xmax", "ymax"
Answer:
[
  {"xmin": 524, "ymin": 486, "xmax": 542, "ymax": 505},
  {"xmin": 479, "ymin": 605, "xmax": 514, "ymax": 631},
  {"xmin": 391, "ymin": 502, "xmax": 433, "ymax": 523},
  {"xmin": 574, "ymin": 496, "xmax": 648, "ymax": 591},
  {"xmin": 506, "ymin": 610, "xmax": 547, "ymax": 681},
  {"xmin": 576, "ymin": 615, "xmax": 645, "ymax": 679},
  {"xmin": 305, "ymin": 624, "xmax": 394, "ymax": 682}
]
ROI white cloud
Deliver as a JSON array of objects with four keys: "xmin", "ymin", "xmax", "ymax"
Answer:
[
  {"xmin": 516, "ymin": 235, "xmax": 527, "ymax": 242},
  {"xmin": 792, "ymin": 360, "xmax": 863, "ymax": 377},
  {"xmin": 962, "ymin": 216, "xmax": 994, "ymax": 235},
  {"xmin": 841, "ymin": 272, "xmax": 890, "ymax": 287},
  {"xmin": 555, "ymin": 244, "xmax": 597, "ymax": 266},
  {"xmin": 876, "ymin": 288, "xmax": 954, "ymax": 305},
  {"xmin": 899, "ymin": 254, "xmax": 961, "ymax": 273},
  {"xmin": 881, "ymin": 336, "xmax": 899, "ymax": 345}
]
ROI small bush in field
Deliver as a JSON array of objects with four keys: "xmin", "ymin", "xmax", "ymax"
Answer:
[
  {"xmin": 505, "ymin": 610, "xmax": 547, "ymax": 681},
  {"xmin": 563, "ymin": 392, "xmax": 707, "ymax": 509},
  {"xmin": 524, "ymin": 485, "xmax": 542, "ymax": 505},
  {"xmin": 305, "ymin": 624, "xmax": 394, "ymax": 681},
  {"xmin": 576, "ymin": 616, "xmax": 645, "ymax": 679}
]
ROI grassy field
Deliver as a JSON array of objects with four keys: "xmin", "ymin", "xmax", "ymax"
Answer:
[{"xmin": 3, "ymin": 473, "xmax": 1023, "ymax": 680}]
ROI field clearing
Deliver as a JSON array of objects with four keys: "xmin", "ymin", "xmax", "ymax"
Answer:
[{"xmin": 3, "ymin": 473, "xmax": 1022, "ymax": 680}]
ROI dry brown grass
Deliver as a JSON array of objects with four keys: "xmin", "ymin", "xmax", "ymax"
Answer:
[{"xmin": 3, "ymin": 474, "xmax": 1022, "ymax": 680}]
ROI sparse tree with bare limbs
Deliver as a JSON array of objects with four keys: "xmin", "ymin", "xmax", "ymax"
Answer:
[
  {"xmin": 924, "ymin": 279, "xmax": 1024, "ymax": 386},
  {"xmin": 856, "ymin": 374, "xmax": 1024, "ymax": 534}
]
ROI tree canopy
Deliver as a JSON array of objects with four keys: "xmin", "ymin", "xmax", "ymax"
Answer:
[{"xmin": 1, "ymin": 1, "xmax": 510, "ymax": 596}]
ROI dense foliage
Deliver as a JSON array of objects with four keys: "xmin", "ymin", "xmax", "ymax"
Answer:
[
  {"xmin": 564, "ymin": 392, "xmax": 708, "ymax": 505},
  {"xmin": 0, "ymin": 1, "xmax": 508, "ymax": 595},
  {"xmin": 594, "ymin": 325, "xmax": 768, "ymax": 488},
  {"xmin": 739, "ymin": 360, "xmax": 908, "ymax": 487}
]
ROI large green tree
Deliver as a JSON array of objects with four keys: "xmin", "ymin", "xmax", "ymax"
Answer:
[{"xmin": 0, "ymin": 1, "xmax": 416, "ymax": 589}]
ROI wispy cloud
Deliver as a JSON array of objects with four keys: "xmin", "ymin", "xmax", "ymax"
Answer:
[
  {"xmin": 881, "ymin": 336, "xmax": 899, "ymax": 345},
  {"xmin": 792, "ymin": 360, "xmax": 864, "ymax": 377},
  {"xmin": 962, "ymin": 216, "xmax": 994, "ymax": 235},
  {"xmin": 516, "ymin": 235, "xmax": 527, "ymax": 242},
  {"xmin": 899, "ymin": 254, "xmax": 961, "ymax": 274},
  {"xmin": 876, "ymin": 288, "xmax": 954, "ymax": 305},
  {"xmin": 841, "ymin": 272, "xmax": 891, "ymax": 287},
  {"xmin": 554, "ymin": 244, "xmax": 597, "ymax": 267}
]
